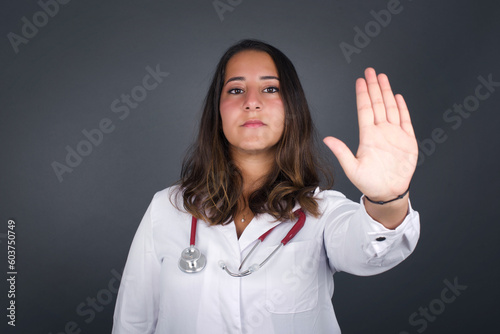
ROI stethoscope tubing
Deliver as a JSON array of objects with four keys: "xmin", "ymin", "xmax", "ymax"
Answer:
[
  {"xmin": 179, "ymin": 209, "xmax": 306, "ymax": 276},
  {"xmin": 190, "ymin": 216, "xmax": 197, "ymax": 246}
]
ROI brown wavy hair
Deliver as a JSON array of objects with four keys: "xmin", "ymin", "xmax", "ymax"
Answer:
[{"xmin": 174, "ymin": 39, "xmax": 333, "ymax": 225}]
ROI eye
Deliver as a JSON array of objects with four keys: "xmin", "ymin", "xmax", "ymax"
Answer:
[
  {"xmin": 228, "ymin": 88, "xmax": 244, "ymax": 94},
  {"xmin": 263, "ymin": 86, "xmax": 279, "ymax": 93}
]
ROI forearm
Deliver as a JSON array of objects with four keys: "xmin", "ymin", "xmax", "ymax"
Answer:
[{"xmin": 363, "ymin": 192, "xmax": 410, "ymax": 229}]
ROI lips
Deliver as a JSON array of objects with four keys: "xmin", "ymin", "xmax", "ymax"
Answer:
[{"xmin": 242, "ymin": 119, "xmax": 265, "ymax": 128}]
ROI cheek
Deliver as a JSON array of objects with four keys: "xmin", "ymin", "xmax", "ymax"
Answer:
[
  {"xmin": 219, "ymin": 98, "xmax": 230, "ymax": 113},
  {"xmin": 269, "ymin": 100, "xmax": 285, "ymax": 131},
  {"xmin": 219, "ymin": 106, "xmax": 236, "ymax": 140},
  {"xmin": 219, "ymin": 103, "xmax": 231, "ymax": 125}
]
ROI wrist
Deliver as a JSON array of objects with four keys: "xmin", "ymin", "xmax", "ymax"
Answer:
[{"xmin": 364, "ymin": 184, "xmax": 410, "ymax": 205}]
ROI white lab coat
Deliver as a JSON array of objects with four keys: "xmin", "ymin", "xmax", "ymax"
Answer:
[{"xmin": 112, "ymin": 186, "xmax": 420, "ymax": 334}]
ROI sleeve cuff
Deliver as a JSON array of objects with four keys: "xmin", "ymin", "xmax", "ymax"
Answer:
[{"xmin": 358, "ymin": 195, "xmax": 420, "ymax": 266}]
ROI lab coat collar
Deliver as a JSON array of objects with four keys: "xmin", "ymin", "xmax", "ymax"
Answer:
[
  {"xmin": 237, "ymin": 214, "xmax": 282, "ymax": 252},
  {"xmin": 214, "ymin": 200, "xmax": 305, "ymax": 253},
  {"xmin": 238, "ymin": 201, "xmax": 303, "ymax": 251}
]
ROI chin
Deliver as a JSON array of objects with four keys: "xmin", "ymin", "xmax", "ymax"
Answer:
[{"xmin": 232, "ymin": 143, "xmax": 278, "ymax": 155}]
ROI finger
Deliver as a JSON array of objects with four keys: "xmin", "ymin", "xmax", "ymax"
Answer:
[
  {"xmin": 377, "ymin": 73, "xmax": 400, "ymax": 125},
  {"xmin": 355, "ymin": 78, "xmax": 375, "ymax": 128},
  {"xmin": 395, "ymin": 94, "xmax": 415, "ymax": 136},
  {"xmin": 323, "ymin": 136, "xmax": 358, "ymax": 176},
  {"xmin": 364, "ymin": 67, "xmax": 387, "ymax": 124}
]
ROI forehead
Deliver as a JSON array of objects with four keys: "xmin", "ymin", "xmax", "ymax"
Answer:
[{"xmin": 225, "ymin": 50, "xmax": 278, "ymax": 77}]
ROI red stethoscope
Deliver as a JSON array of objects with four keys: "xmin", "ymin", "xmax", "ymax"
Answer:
[{"xmin": 178, "ymin": 209, "xmax": 306, "ymax": 277}]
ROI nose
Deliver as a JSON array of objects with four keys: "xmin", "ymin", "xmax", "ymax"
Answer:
[{"xmin": 244, "ymin": 88, "xmax": 262, "ymax": 111}]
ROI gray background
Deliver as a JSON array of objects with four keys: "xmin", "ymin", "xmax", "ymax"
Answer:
[{"xmin": 1, "ymin": 0, "xmax": 499, "ymax": 333}]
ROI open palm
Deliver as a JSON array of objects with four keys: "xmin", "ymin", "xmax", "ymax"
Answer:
[{"xmin": 324, "ymin": 68, "xmax": 418, "ymax": 201}]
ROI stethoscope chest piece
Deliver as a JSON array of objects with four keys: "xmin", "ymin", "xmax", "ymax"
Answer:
[
  {"xmin": 179, "ymin": 209, "xmax": 305, "ymax": 276},
  {"xmin": 178, "ymin": 245, "xmax": 206, "ymax": 273}
]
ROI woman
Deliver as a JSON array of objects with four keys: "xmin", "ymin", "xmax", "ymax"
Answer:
[{"xmin": 112, "ymin": 39, "xmax": 420, "ymax": 333}]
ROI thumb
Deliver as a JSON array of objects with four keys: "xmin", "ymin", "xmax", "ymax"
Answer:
[{"xmin": 323, "ymin": 136, "xmax": 358, "ymax": 174}]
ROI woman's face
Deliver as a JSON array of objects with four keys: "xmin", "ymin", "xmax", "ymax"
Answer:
[{"xmin": 219, "ymin": 50, "xmax": 285, "ymax": 157}]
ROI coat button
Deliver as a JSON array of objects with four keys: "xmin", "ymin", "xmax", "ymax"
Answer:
[{"xmin": 376, "ymin": 237, "xmax": 386, "ymax": 241}]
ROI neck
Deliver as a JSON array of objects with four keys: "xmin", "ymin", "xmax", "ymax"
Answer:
[
  {"xmin": 230, "ymin": 147, "xmax": 275, "ymax": 239},
  {"xmin": 230, "ymin": 147, "xmax": 275, "ymax": 196}
]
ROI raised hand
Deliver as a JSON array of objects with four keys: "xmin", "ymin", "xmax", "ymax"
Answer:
[{"xmin": 323, "ymin": 68, "xmax": 418, "ymax": 202}]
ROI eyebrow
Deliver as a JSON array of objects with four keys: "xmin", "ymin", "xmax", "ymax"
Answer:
[{"xmin": 225, "ymin": 75, "xmax": 280, "ymax": 85}]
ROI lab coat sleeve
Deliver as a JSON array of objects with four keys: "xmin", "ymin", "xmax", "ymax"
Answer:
[
  {"xmin": 323, "ymin": 192, "xmax": 420, "ymax": 276},
  {"xmin": 112, "ymin": 201, "xmax": 161, "ymax": 334}
]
